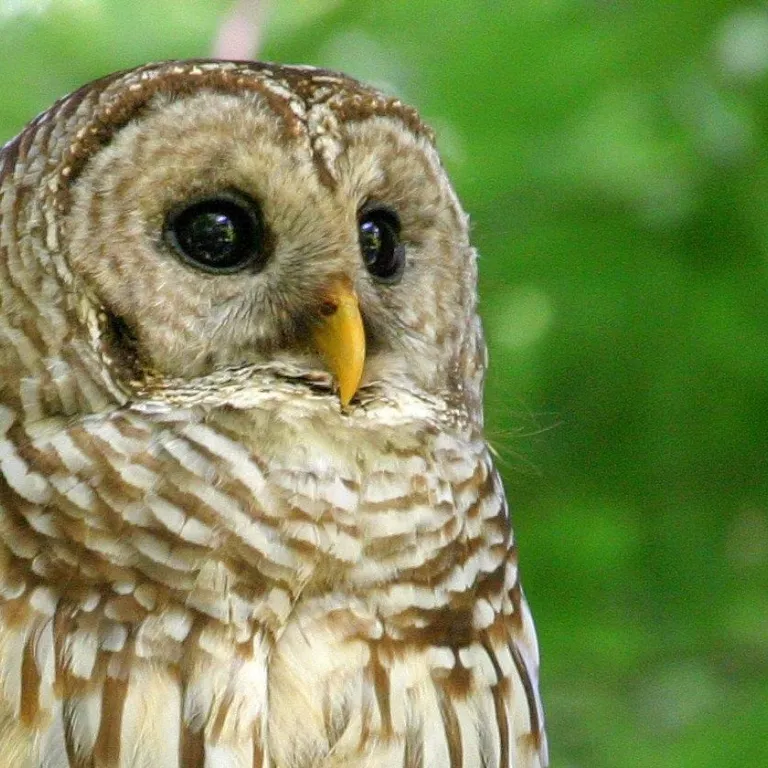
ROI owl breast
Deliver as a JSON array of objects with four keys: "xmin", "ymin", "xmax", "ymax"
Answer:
[
  {"xmin": 0, "ymin": 371, "xmax": 543, "ymax": 768},
  {"xmin": 172, "ymin": 393, "xmax": 539, "ymax": 768}
]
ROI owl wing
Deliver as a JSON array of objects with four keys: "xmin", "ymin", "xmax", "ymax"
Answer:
[
  {"xmin": 419, "ymin": 452, "xmax": 549, "ymax": 768},
  {"xmin": 0, "ymin": 402, "xmax": 277, "ymax": 767}
]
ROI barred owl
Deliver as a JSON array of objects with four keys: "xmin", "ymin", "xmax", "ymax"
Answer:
[{"xmin": 0, "ymin": 60, "xmax": 548, "ymax": 767}]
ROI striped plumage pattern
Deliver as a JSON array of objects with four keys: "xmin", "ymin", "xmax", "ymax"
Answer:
[{"xmin": 0, "ymin": 61, "xmax": 548, "ymax": 766}]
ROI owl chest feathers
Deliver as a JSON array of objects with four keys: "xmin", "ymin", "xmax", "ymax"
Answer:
[{"xmin": 0, "ymin": 393, "xmax": 543, "ymax": 767}]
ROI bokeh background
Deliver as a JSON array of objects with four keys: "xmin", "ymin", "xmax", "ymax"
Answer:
[{"xmin": 2, "ymin": 1, "xmax": 767, "ymax": 765}]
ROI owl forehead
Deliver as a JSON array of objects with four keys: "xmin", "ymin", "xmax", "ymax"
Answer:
[
  {"xmin": 131, "ymin": 89, "xmax": 408, "ymax": 194},
  {"xmin": 48, "ymin": 60, "xmax": 433, "ymax": 194}
]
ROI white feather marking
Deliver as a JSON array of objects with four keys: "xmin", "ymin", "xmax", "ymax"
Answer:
[
  {"xmin": 320, "ymin": 475, "xmax": 358, "ymax": 512},
  {"xmin": 360, "ymin": 502, "xmax": 448, "ymax": 539},
  {"xmin": 87, "ymin": 419, "xmax": 148, "ymax": 454},
  {"xmin": 112, "ymin": 459, "xmax": 160, "ymax": 492},
  {"xmin": 133, "ymin": 584, "xmax": 157, "ymax": 611},
  {"xmin": 62, "ymin": 688, "xmax": 102, "ymax": 762},
  {"xmin": 458, "ymin": 644, "xmax": 498, "ymax": 686},
  {"xmin": 504, "ymin": 559, "xmax": 519, "ymax": 590},
  {"xmin": 476, "ymin": 489, "xmax": 503, "ymax": 520},
  {"xmin": 378, "ymin": 583, "xmax": 447, "ymax": 614},
  {"xmin": 47, "ymin": 474, "xmax": 97, "ymax": 511},
  {"xmin": 281, "ymin": 492, "xmax": 326, "ymax": 519},
  {"xmin": 490, "ymin": 642, "xmax": 515, "ymax": 679},
  {"xmin": 29, "ymin": 586, "xmax": 58, "ymax": 616},
  {"xmin": 161, "ymin": 605, "xmax": 193, "ymax": 642},
  {"xmin": 426, "ymin": 646, "xmax": 455, "ymax": 672},
  {"xmin": 182, "ymin": 479, "xmax": 297, "ymax": 570},
  {"xmin": 473, "ymin": 685, "xmax": 502, "ymax": 768},
  {"xmin": 48, "ymin": 357, "xmax": 78, "ymax": 416},
  {"xmin": 517, "ymin": 595, "xmax": 542, "ymax": 675},
  {"xmin": 131, "ymin": 530, "xmax": 204, "ymax": 572},
  {"xmin": 196, "ymin": 622, "xmax": 234, "ymax": 660},
  {"xmin": 38, "ymin": 697, "xmax": 69, "ymax": 768},
  {"xmin": 121, "ymin": 501, "xmax": 155, "ymax": 527},
  {"xmin": 443, "ymin": 547, "xmax": 506, "ymax": 595},
  {"xmin": 147, "ymin": 495, "xmax": 215, "ymax": 546},
  {"xmin": 158, "ymin": 432, "xmax": 217, "ymax": 482},
  {"xmin": 187, "ymin": 562, "xmax": 237, "ymax": 623},
  {"xmin": 30, "ymin": 553, "xmax": 57, "ymax": 580},
  {"xmin": 209, "ymin": 641, "xmax": 267, "ymax": 741},
  {"xmin": 454, "ymin": 697, "xmax": 480, "ymax": 768},
  {"xmin": 180, "ymin": 422, "xmax": 268, "ymax": 495},
  {"xmin": 135, "ymin": 617, "xmax": 178, "ymax": 662},
  {"xmin": 62, "ymin": 627, "xmax": 98, "ymax": 680},
  {"xmin": 81, "ymin": 531, "xmax": 135, "ymax": 565},
  {"xmin": 202, "ymin": 742, "xmax": 252, "ymax": 768},
  {"xmin": 0, "ymin": 405, "xmax": 14, "ymax": 434},
  {"xmin": 322, "ymin": 524, "xmax": 361, "ymax": 562},
  {"xmin": 0, "ymin": 564, "xmax": 26, "ymax": 599},
  {"xmin": 471, "ymin": 599, "xmax": 496, "ymax": 631},
  {"xmin": 99, "ymin": 622, "xmax": 127, "ymax": 653},
  {"xmin": 184, "ymin": 632, "xmax": 268, "ymax": 765},
  {"xmin": 111, "ymin": 581, "xmax": 136, "ymax": 596},
  {"xmin": 263, "ymin": 588, "xmax": 289, "ymax": 624},
  {"xmin": 0, "ymin": 439, "xmax": 51, "ymax": 503},
  {"xmin": 1, "ymin": 324, "xmax": 43, "ymax": 378},
  {"xmin": 362, "ymin": 473, "xmax": 413, "ymax": 504},
  {"xmin": 121, "ymin": 663, "xmax": 182, "ymax": 768},
  {"xmin": 32, "ymin": 618, "xmax": 56, "ymax": 712},
  {"xmin": 418, "ymin": 681, "xmax": 451, "ymax": 768},
  {"xmin": 0, "ymin": 623, "xmax": 28, "ymax": 717},
  {"xmin": 37, "ymin": 423, "xmax": 92, "ymax": 472},
  {"xmin": 385, "ymin": 655, "xmax": 414, "ymax": 735},
  {"xmin": 24, "ymin": 510, "xmax": 60, "ymax": 538},
  {"xmin": 79, "ymin": 591, "xmax": 101, "ymax": 612}
]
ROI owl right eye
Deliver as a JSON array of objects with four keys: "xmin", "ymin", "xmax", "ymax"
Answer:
[{"xmin": 164, "ymin": 192, "xmax": 268, "ymax": 274}]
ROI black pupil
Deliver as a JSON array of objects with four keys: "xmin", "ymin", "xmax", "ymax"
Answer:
[
  {"xmin": 169, "ymin": 197, "xmax": 263, "ymax": 272},
  {"xmin": 359, "ymin": 210, "xmax": 404, "ymax": 281}
]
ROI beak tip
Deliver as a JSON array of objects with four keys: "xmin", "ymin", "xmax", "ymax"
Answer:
[
  {"xmin": 312, "ymin": 278, "xmax": 366, "ymax": 409},
  {"xmin": 338, "ymin": 371, "xmax": 362, "ymax": 408}
]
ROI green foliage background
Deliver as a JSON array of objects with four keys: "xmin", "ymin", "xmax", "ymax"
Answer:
[{"xmin": 2, "ymin": 1, "xmax": 766, "ymax": 765}]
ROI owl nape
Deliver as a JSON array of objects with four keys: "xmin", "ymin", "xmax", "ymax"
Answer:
[{"xmin": 0, "ymin": 60, "xmax": 548, "ymax": 768}]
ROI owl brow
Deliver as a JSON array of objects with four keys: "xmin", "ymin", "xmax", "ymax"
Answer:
[{"xmin": 47, "ymin": 62, "xmax": 431, "ymax": 195}]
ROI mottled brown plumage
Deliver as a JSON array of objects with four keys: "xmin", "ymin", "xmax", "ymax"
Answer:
[{"xmin": 0, "ymin": 59, "xmax": 547, "ymax": 767}]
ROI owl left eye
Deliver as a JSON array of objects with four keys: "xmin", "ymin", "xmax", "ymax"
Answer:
[
  {"xmin": 358, "ymin": 206, "xmax": 405, "ymax": 283},
  {"xmin": 164, "ymin": 192, "xmax": 267, "ymax": 274}
]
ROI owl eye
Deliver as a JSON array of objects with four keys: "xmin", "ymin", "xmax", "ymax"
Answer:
[
  {"xmin": 164, "ymin": 192, "xmax": 267, "ymax": 274},
  {"xmin": 358, "ymin": 207, "xmax": 405, "ymax": 282}
]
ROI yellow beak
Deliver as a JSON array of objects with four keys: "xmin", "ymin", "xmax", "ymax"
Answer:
[{"xmin": 311, "ymin": 278, "xmax": 366, "ymax": 406}]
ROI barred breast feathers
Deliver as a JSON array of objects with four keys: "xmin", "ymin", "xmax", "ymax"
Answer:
[{"xmin": 0, "ymin": 381, "xmax": 546, "ymax": 766}]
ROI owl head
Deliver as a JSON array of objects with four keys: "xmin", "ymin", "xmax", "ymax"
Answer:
[{"xmin": 0, "ymin": 60, "xmax": 486, "ymax": 425}]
